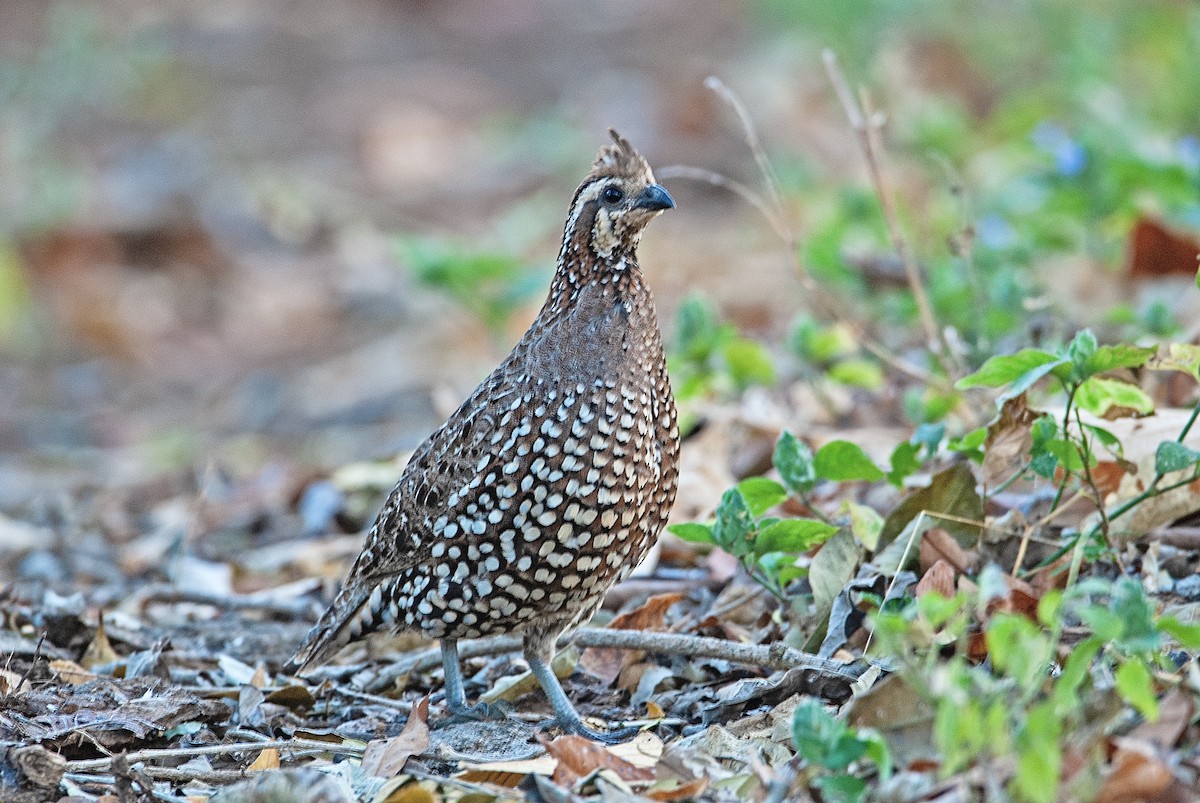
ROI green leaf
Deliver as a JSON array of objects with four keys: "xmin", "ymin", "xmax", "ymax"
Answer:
[
  {"xmin": 956, "ymin": 349, "xmax": 1061, "ymax": 389},
  {"xmin": 1159, "ymin": 616, "xmax": 1200, "ymax": 650},
  {"xmin": 775, "ymin": 431, "xmax": 817, "ymax": 494},
  {"xmin": 721, "ymin": 337, "xmax": 775, "ymax": 388},
  {"xmin": 756, "ymin": 518, "xmax": 838, "ymax": 554},
  {"xmin": 712, "ymin": 488, "xmax": 754, "ymax": 557},
  {"xmin": 886, "ymin": 441, "xmax": 922, "ymax": 486},
  {"xmin": 1053, "ymin": 637, "xmax": 1102, "ymax": 715},
  {"xmin": 1115, "ymin": 658, "xmax": 1159, "ymax": 721},
  {"xmin": 814, "ymin": 440, "xmax": 885, "ymax": 482},
  {"xmin": 844, "ymin": 501, "xmax": 884, "ymax": 551},
  {"xmin": 736, "ymin": 477, "xmax": 788, "ymax": 517},
  {"xmin": 829, "ymin": 357, "xmax": 884, "ymax": 390},
  {"xmin": 1081, "ymin": 343, "xmax": 1156, "ymax": 378},
  {"xmin": 813, "ymin": 773, "xmax": 867, "ymax": 803},
  {"xmin": 1074, "ymin": 377, "xmax": 1154, "ymax": 417},
  {"xmin": 1012, "ymin": 702, "xmax": 1062, "ymax": 803},
  {"xmin": 1146, "ymin": 343, "xmax": 1200, "ymax": 381},
  {"xmin": 1155, "ymin": 440, "xmax": 1200, "ymax": 474},
  {"xmin": 1065, "ymin": 329, "xmax": 1099, "ymax": 381},
  {"xmin": 792, "ymin": 699, "xmax": 844, "ymax": 763},
  {"xmin": 666, "ymin": 522, "xmax": 715, "ymax": 545}
]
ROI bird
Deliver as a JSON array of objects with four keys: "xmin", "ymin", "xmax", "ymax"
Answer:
[{"xmin": 288, "ymin": 130, "xmax": 680, "ymax": 743}]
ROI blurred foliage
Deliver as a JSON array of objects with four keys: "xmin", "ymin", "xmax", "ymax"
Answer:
[
  {"xmin": 396, "ymin": 235, "xmax": 551, "ymax": 334},
  {"xmin": 757, "ymin": 0, "xmax": 1199, "ymax": 360}
]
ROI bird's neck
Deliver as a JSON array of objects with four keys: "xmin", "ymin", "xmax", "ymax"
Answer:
[{"xmin": 542, "ymin": 243, "xmax": 645, "ymax": 317}]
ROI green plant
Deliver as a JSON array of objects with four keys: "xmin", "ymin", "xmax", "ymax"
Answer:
[
  {"xmin": 669, "ymin": 293, "xmax": 776, "ymax": 399},
  {"xmin": 792, "ymin": 699, "xmax": 891, "ymax": 803},
  {"xmin": 396, "ymin": 235, "xmax": 549, "ymax": 333}
]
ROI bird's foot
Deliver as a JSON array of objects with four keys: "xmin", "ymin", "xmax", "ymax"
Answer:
[
  {"xmin": 537, "ymin": 716, "xmax": 642, "ymax": 745},
  {"xmin": 440, "ymin": 699, "xmax": 512, "ymax": 726}
]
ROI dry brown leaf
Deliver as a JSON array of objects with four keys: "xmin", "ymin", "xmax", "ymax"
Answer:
[
  {"xmin": 249, "ymin": 663, "xmax": 270, "ymax": 689},
  {"xmin": 1127, "ymin": 688, "xmax": 1194, "ymax": 750},
  {"xmin": 983, "ymin": 393, "xmax": 1038, "ymax": 491},
  {"xmin": 80, "ymin": 617, "xmax": 119, "ymax": 669},
  {"xmin": 376, "ymin": 783, "xmax": 436, "ymax": 803},
  {"xmin": 1127, "ymin": 217, "xmax": 1200, "ymax": 281},
  {"xmin": 247, "ymin": 747, "xmax": 280, "ymax": 771},
  {"xmin": 580, "ymin": 592, "xmax": 684, "ymax": 685},
  {"xmin": 0, "ymin": 667, "xmax": 29, "ymax": 695},
  {"xmin": 361, "ymin": 695, "xmax": 430, "ymax": 778},
  {"xmin": 915, "ymin": 559, "xmax": 955, "ymax": 598},
  {"xmin": 645, "ymin": 777, "xmax": 710, "ymax": 801},
  {"xmin": 542, "ymin": 734, "xmax": 655, "ymax": 788},
  {"xmin": 918, "ymin": 527, "xmax": 976, "ymax": 574},
  {"xmin": 1096, "ymin": 737, "xmax": 1174, "ymax": 803}
]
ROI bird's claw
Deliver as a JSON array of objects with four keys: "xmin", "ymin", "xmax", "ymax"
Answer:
[{"xmin": 441, "ymin": 699, "xmax": 512, "ymax": 725}]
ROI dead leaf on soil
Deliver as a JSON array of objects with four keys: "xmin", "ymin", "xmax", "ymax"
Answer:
[
  {"xmin": 80, "ymin": 616, "xmax": 119, "ymax": 669},
  {"xmin": 983, "ymin": 393, "xmax": 1038, "ymax": 491},
  {"xmin": 1126, "ymin": 216, "xmax": 1200, "ymax": 281},
  {"xmin": 1127, "ymin": 688, "xmax": 1194, "ymax": 750},
  {"xmin": 541, "ymin": 733, "xmax": 656, "ymax": 788},
  {"xmin": 1096, "ymin": 737, "xmax": 1174, "ymax": 803},
  {"xmin": 918, "ymin": 527, "xmax": 976, "ymax": 574},
  {"xmin": 247, "ymin": 747, "xmax": 280, "ymax": 771},
  {"xmin": 361, "ymin": 695, "xmax": 430, "ymax": 778},
  {"xmin": 916, "ymin": 559, "xmax": 956, "ymax": 598},
  {"xmin": 580, "ymin": 592, "xmax": 684, "ymax": 685}
]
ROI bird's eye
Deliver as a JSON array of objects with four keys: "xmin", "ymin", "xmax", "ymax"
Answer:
[{"xmin": 601, "ymin": 185, "xmax": 624, "ymax": 205}]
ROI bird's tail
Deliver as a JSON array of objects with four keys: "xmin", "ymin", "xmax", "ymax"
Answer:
[{"xmin": 285, "ymin": 582, "xmax": 390, "ymax": 675}]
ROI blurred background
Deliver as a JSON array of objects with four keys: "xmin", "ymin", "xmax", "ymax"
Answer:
[{"xmin": 1, "ymin": 0, "xmax": 1197, "ymax": 530}]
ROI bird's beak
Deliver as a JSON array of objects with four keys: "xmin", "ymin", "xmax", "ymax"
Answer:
[{"xmin": 634, "ymin": 184, "xmax": 675, "ymax": 212}]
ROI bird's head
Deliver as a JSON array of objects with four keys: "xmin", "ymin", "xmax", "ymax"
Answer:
[{"xmin": 563, "ymin": 129, "xmax": 675, "ymax": 262}]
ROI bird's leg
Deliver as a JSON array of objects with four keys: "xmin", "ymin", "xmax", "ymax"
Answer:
[
  {"xmin": 524, "ymin": 631, "xmax": 641, "ymax": 745},
  {"xmin": 439, "ymin": 639, "xmax": 508, "ymax": 722}
]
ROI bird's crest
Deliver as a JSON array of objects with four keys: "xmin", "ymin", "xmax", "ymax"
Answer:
[{"xmin": 588, "ymin": 129, "xmax": 655, "ymax": 184}]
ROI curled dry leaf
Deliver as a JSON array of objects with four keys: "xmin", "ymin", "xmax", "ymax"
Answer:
[
  {"xmin": 918, "ymin": 527, "xmax": 976, "ymax": 574},
  {"xmin": 1095, "ymin": 737, "xmax": 1174, "ymax": 803},
  {"xmin": 915, "ymin": 559, "xmax": 956, "ymax": 598},
  {"xmin": 580, "ymin": 592, "xmax": 684, "ymax": 685},
  {"xmin": 983, "ymin": 393, "xmax": 1038, "ymax": 492},
  {"xmin": 246, "ymin": 747, "xmax": 280, "ymax": 772},
  {"xmin": 541, "ymin": 733, "xmax": 656, "ymax": 789},
  {"xmin": 80, "ymin": 617, "xmax": 119, "ymax": 669},
  {"xmin": 360, "ymin": 695, "xmax": 430, "ymax": 778}
]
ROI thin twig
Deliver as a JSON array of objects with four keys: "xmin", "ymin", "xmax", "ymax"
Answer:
[
  {"xmin": 133, "ymin": 583, "xmax": 319, "ymax": 619},
  {"xmin": 672, "ymin": 79, "xmax": 947, "ymax": 390},
  {"xmin": 64, "ymin": 738, "xmax": 364, "ymax": 773},
  {"xmin": 821, "ymin": 50, "xmax": 949, "ymax": 370}
]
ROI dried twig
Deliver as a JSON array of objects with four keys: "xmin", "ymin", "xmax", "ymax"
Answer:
[
  {"xmin": 64, "ymin": 738, "xmax": 364, "ymax": 773},
  {"xmin": 822, "ymin": 50, "xmax": 954, "ymax": 374},
  {"xmin": 667, "ymin": 76, "xmax": 946, "ymax": 390},
  {"xmin": 132, "ymin": 583, "xmax": 319, "ymax": 620}
]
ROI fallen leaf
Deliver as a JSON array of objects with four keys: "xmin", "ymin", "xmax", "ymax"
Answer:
[
  {"xmin": 1126, "ymin": 216, "xmax": 1200, "ymax": 280},
  {"xmin": 1127, "ymin": 688, "xmax": 1194, "ymax": 750},
  {"xmin": 80, "ymin": 616, "xmax": 119, "ymax": 669},
  {"xmin": 247, "ymin": 748, "xmax": 280, "ymax": 771},
  {"xmin": 915, "ymin": 559, "xmax": 956, "ymax": 598},
  {"xmin": 0, "ymin": 667, "xmax": 29, "ymax": 695},
  {"xmin": 983, "ymin": 393, "xmax": 1039, "ymax": 491},
  {"xmin": 918, "ymin": 527, "xmax": 976, "ymax": 574},
  {"xmin": 879, "ymin": 463, "xmax": 983, "ymax": 551},
  {"xmin": 1095, "ymin": 737, "xmax": 1174, "ymax": 803},
  {"xmin": 645, "ymin": 777, "xmax": 710, "ymax": 801},
  {"xmin": 580, "ymin": 592, "xmax": 684, "ymax": 685},
  {"xmin": 361, "ymin": 696, "xmax": 430, "ymax": 778},
  {"xmin": 542, "ymin": 733, "xmax": 655, "ymax": 788}
]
